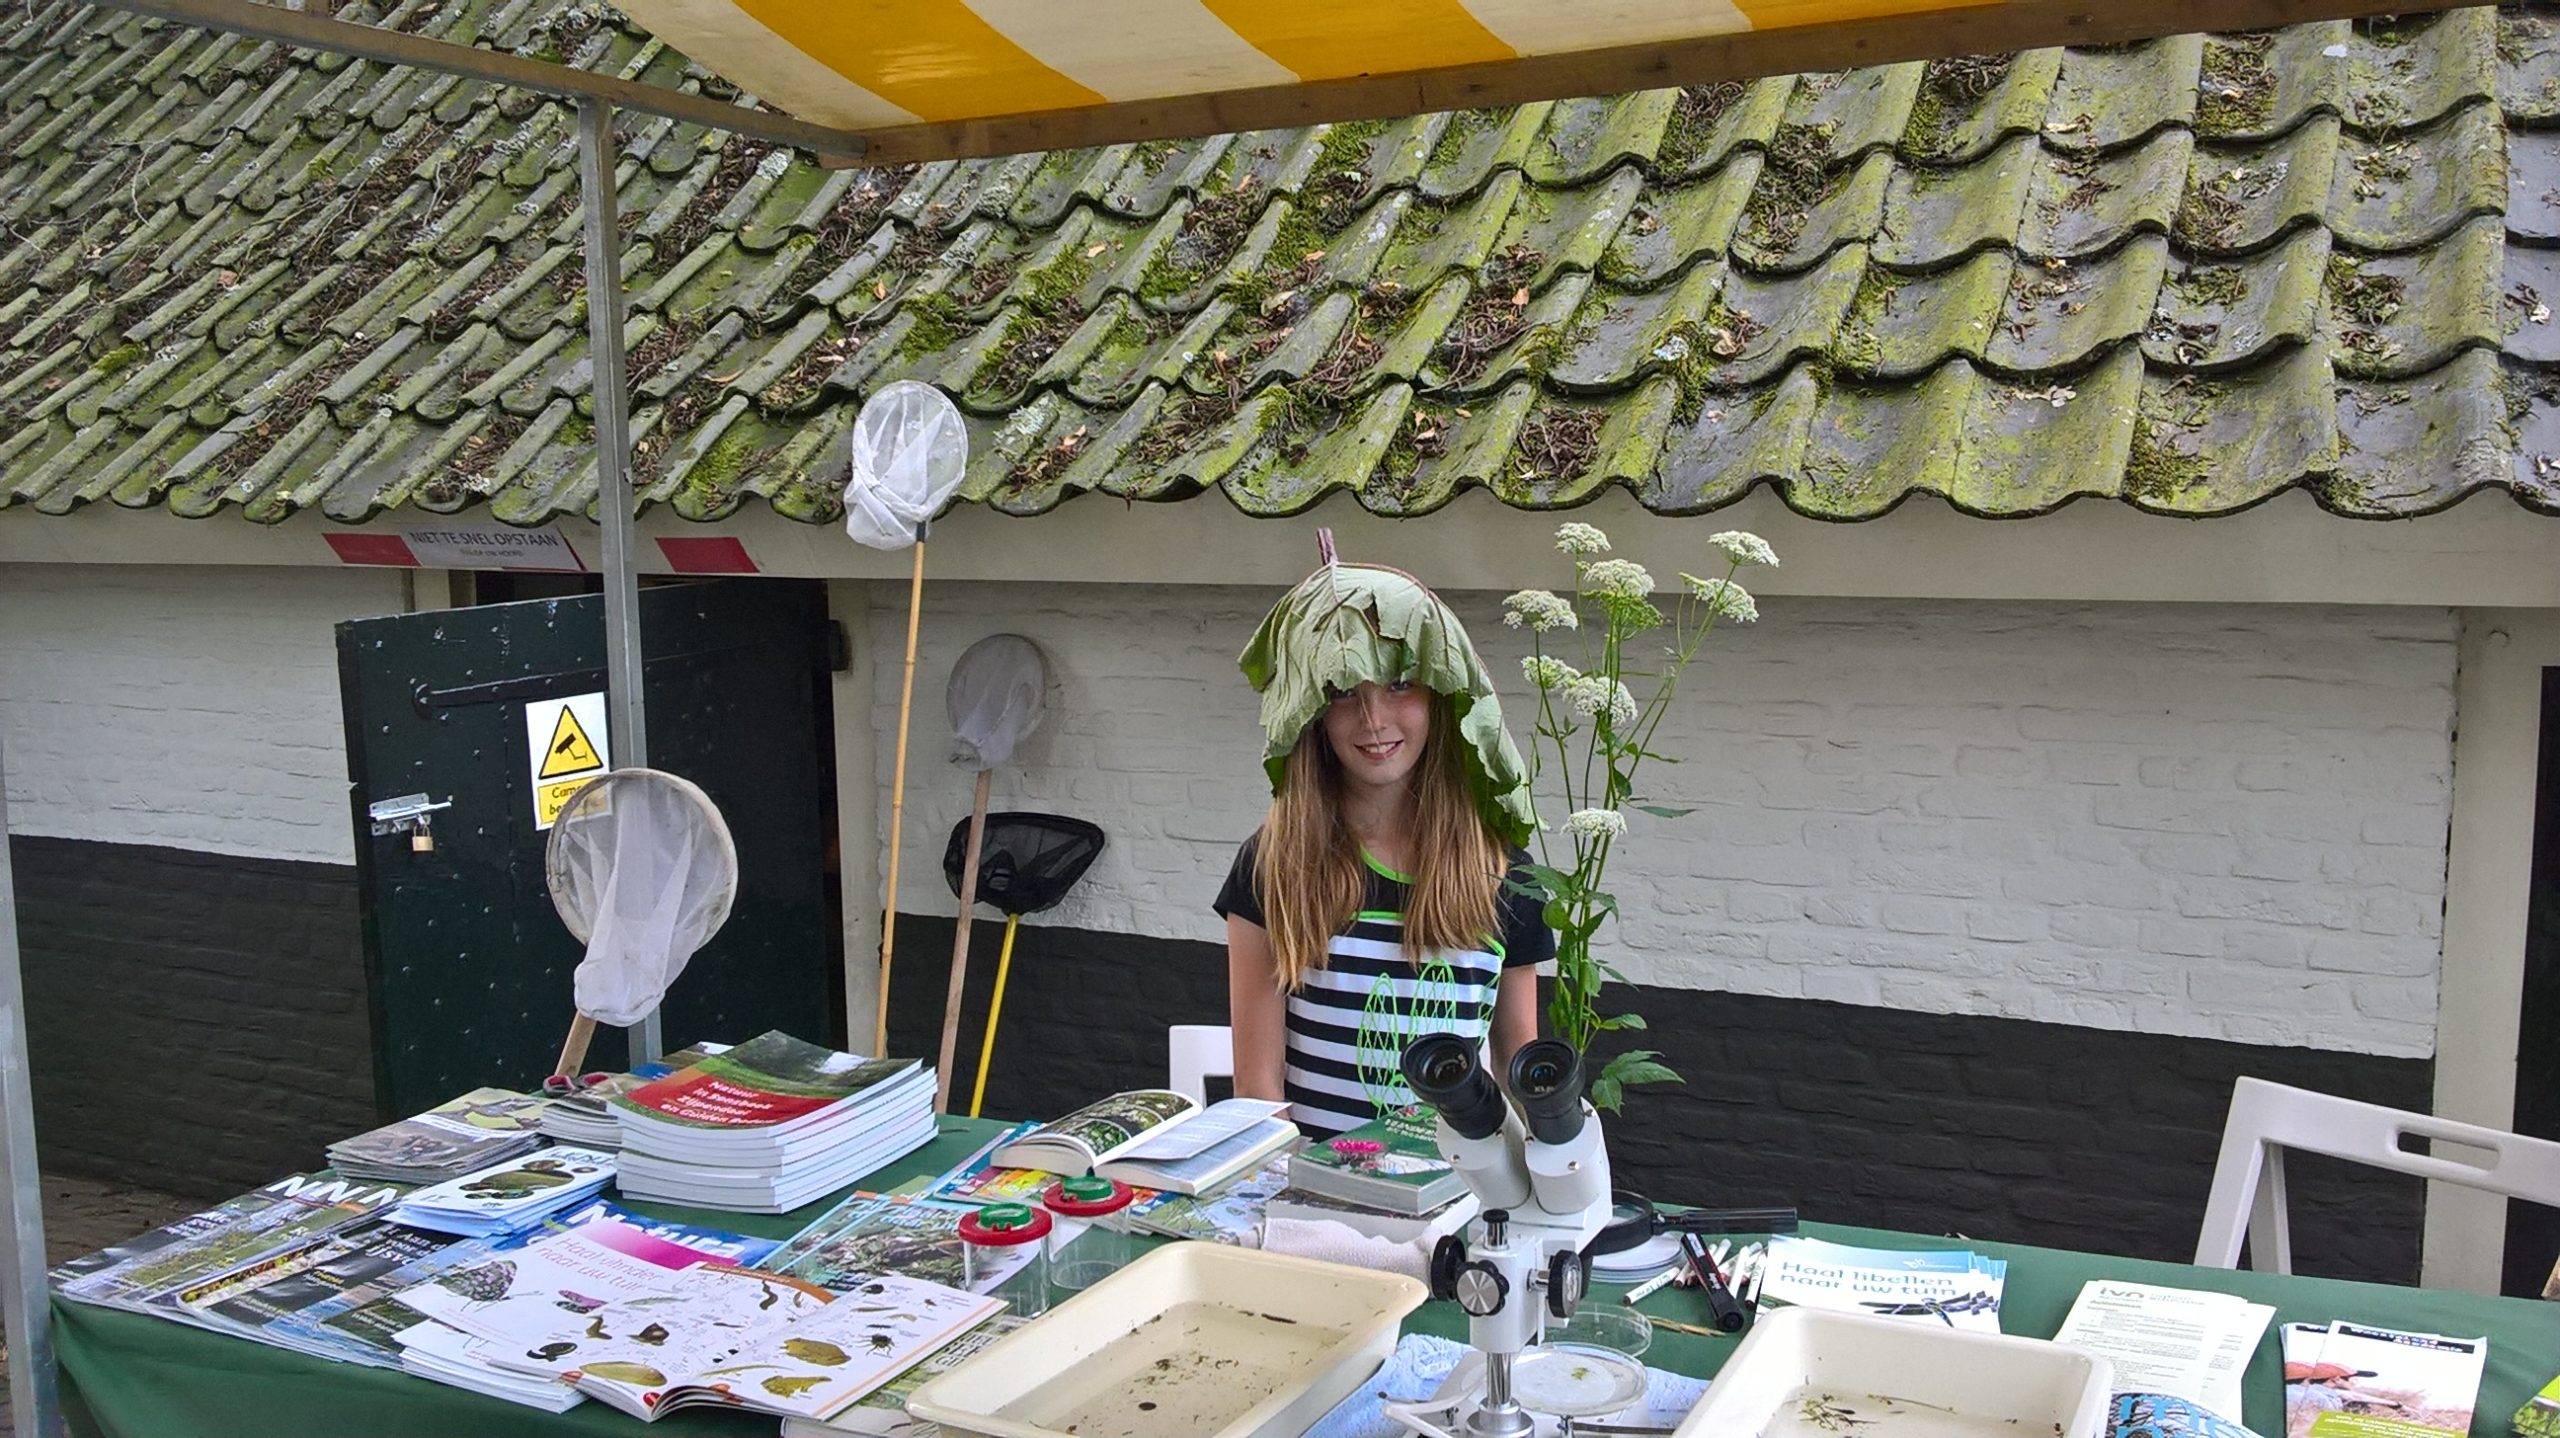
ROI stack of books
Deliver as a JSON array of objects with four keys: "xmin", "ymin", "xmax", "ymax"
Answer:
[
  {"xmin": 610, "ymin": 1032, "xmax": 936, "ymax": 1213},
  {"xmin": 535, "ymin": 1043, "xmax": 728, "ymax": 1149},
  {"xmin": 391, "ymin": 1147, "xmax": 616, "ymax": 1238},
  {"xmin": 325, "ymin": 1089, "xmax": 546, "ymax": 1183},
  {"xmin": 1276, "ymin": 1106, "xmax": 1474, "ymax": 1239}
]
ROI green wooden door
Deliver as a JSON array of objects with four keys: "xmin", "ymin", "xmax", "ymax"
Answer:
[{"xmin": 336, "ymin": 579, "xmax": 839, "ymax": 1117}]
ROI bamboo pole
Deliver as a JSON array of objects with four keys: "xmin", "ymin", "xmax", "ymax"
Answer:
[
  {"xmin": 936, "ymin": 769, "xmax": 992, "ymax": 1112},
  {"xmin": 875, "ymin": 540, "xmax": 929, "ymax": 1055}
]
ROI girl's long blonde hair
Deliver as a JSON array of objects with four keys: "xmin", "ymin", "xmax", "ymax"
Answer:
[{"xmin": 1254, "ymin": 693, "xmax": 1506, "ymax": 992}]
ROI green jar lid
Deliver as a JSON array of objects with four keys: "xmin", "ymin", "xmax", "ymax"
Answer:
[
  {"xmin": 1059, "ymin": 1177, "xmax": 1115, "ymax": 1203},
  {"xmin": 980, "ymin": 1202, "xmax": 1036, "ymax": 1231}
]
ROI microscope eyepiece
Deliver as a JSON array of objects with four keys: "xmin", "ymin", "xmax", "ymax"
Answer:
[
  {"xmin": 1506, "ymin": 1039, "xmax": 1589, "ymax": 1146},
  {"xmin": 1401, "ymin": 1033, "xmax": 1510, "ymax": 1140}
]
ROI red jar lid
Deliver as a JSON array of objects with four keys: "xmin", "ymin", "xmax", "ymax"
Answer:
[
  {"xmin": 1044, "ymin": 1176, "xmax": 1134, "ymax": 1217},
  {"xmin": 957, "ymin": 1202, "xmax": 1053, "ymax": 1247}
]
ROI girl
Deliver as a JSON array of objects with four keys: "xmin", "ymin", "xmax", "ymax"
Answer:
[{"xmin": 1215, "ymin": 560, "xmax": 1553, "ymax": 1139}]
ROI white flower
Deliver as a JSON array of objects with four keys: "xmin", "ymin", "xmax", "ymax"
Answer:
[
  {"xmin": 1521, "ymin": 656, "xmax": 1577, "ymax": 690},
  {"xmin": 1554, "ymin": 521, "xmax": 1611, "ymax": 557},
  {"xmin": 1706, "ymin": 530, "xmax": 1779, "ymax": 568},
  {"xmin": 1578, "ymin": 559, "xmax": 1654, "ymax": 602},
  {"xmin": 1565, "ymin": 808, "xmax": 1628, "ymax": 840},
  {"xmin": 1502, "ymin": 589, "xmax": 1579, "ymax": 632},
  {"xmin": 1563, "ymin": 675, "xmax": 1639, "ymax": 728},
  {"xmin": 1682, "ymin": 573, "xmax": 1759, "ymax": 624}
]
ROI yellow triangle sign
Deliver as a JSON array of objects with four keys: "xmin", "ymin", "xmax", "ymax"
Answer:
[{"xmin": 538, "ymin": 706, "xmax": 604, "ymax": 779}]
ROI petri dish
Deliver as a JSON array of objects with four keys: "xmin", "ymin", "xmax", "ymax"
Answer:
[
  {"xmin": 1548, "ymin": 1301, "xmax": 1653, "ymax": 1359},
  {"xmin": 1512, "ymin": 1344, "xmax": 1648, "ymax": 1418}
]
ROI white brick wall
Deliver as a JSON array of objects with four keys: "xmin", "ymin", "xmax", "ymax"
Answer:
[
  {"xmin": 0, "ymin": 563, "xmax": 403, "ymax": 864},
  {"xmin": 870, "ymin": 584, "xmax": 2456, "ymax": 1059}
]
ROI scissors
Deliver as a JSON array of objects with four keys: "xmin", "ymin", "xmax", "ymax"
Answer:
[{"xmin": 542, "ymin": 1071, "xmax": 613, "ymax": 1097}]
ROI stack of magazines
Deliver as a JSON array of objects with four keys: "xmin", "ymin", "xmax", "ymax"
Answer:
[
  {"xmin": 610, "ymin": 1032, "xmax": 936, "ymax": 1213},
  {"xmin": 390, "ymin": 1147, "xmax": 616, "ymax": 1238},
  {"xmin": 325, "ymin": 1089, "xmax": 546, "ymax": 1183}
]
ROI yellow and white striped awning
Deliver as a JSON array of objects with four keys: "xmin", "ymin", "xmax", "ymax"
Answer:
[{"xmin": 615, "ymin": 0, "xmax": 2456, "ymax": 162}]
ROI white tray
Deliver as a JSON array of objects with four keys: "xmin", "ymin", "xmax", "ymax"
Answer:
[
  {"xmin": 905, "ymin": 1241, "xmax": 1427, "ymax": 1438},
  {"xmin": 1672, "ymin": 1308, "xmax": 2115, "ymax": 1438}
]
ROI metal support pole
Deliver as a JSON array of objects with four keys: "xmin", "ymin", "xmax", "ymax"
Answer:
[
  {"xmin": 578, "ymin": 98, "xmax": 661, "ymax": 1066},
  {"xmin": 0, "ymin": 729, "xmax": 63, "ymax": 1438}
]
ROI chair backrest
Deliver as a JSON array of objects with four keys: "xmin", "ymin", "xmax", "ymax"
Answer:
[
  {"xmin": 1167, "ymin": 1025, "xmax": 1234, "ymax": 1106},
  {"xmin": 2195, "ymin": 1076, "xmax": 2560, "ymax": 1273}
]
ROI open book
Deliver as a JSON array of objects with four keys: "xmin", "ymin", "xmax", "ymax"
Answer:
[{"xmin": 991, "ymin": 1094, "xmax": 1296, "ymax": 1193}]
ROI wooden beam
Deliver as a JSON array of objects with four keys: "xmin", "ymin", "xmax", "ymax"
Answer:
[
  {"xmin": 841, "ymin": 0, "xmax": 2467, "ymax": 165},
  {"xmin": 88, "ymin": 0, "xmax": 871, "ymax": 160}
]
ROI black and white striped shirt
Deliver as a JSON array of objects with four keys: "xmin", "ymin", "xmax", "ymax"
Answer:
[{"xmin": 1215, "ymin": 836, "xmax": 1554, "ymax": 1140}]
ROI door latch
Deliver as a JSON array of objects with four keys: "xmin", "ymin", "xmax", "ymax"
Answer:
[{"xmin": 368, "ymin": 793, "xmax": 452, "ymax": 853}]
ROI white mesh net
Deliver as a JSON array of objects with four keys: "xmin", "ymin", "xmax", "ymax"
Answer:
[
  {"xmin": 843, "ymin": 380, "xmax": 969, "ymax": 551},
  {"xmin": 946, "ymin": 633, "xmax": 1050, "ymax": 769},
  {"xmin": 545, "ymin": 769, "xmax": 738, "ymax": 1027}
]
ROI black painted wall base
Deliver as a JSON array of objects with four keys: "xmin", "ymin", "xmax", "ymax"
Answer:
[
  {"xmin": 12, "ymin": 835, "xmax": 376, "ymax": 1199},
  {"xmin": 888, "ymin": 912, "xmax": 2434, "ymax": 1284}
]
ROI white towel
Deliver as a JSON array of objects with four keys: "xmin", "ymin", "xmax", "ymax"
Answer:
[
  {"xmin": 1304, "ymin": 1333, "xmax": 1710, "ymax": 1438},
  {"xmin": 1252, "ymin": 1217, "xmax": 1433, "ymax": 1282}
]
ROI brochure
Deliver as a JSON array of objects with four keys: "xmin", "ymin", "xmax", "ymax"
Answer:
[
  {"xmin": 768, "ymin": 1196, "xmax": 1050, "ymax": 1295},
  {"xmin": 1754, "ymin": 1236, "xmax": 2008, "ymax": 1334},
  {"xmin": 1127, "ymin": 1152, "xmax": 1294, "ymax": 1244},
  {"xmin": 391, "ymin": 1146, "xmax": 616, "ymax": 1237},
  {"xmin": 325, "ymin": 1088, "xmax": 547, "ymax": 1181},
  {"xmin": 2282, "ymin": 1320, "xmax": 2486, "ymax": 1438},
  {"xmin": 56, "ymin": 1171, "xmax": 409, "ymax": 1313},
  {"xmin": 2053, "ymin": 1279, "xmax": 2273, "ymax": 1417}
]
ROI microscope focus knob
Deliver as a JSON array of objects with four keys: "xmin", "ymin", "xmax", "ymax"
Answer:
[
  {"xmin": 1547, "ymin": 1249, "xmax": 1589, "ymax": 1319},
  {"xmin": 1452, "ymin": 1260, "xmax": 1509, "ymax": 1318},
  {"xmin": 1428, "ymin": 1235, "xmax": 1468, "ymax": 1303}
]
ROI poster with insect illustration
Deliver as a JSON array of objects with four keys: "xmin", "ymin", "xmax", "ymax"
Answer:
[
  {"xmin": 678, "ymin": 1272, "xmax": 1003, "ymax": 1420},
  {"xmin": 493, "ymin": 1263, "xmax": 833, "ymax": 1412},
  {"xmin": 391, "ymin": 1219, "xmax": 712, "ymax": 1350}
]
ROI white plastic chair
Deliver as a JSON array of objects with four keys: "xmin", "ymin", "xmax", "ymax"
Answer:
[
  {"xmin": 2195, "ymin": 1076, "xmax": 2560, "ymax": 1273},
  {"xmin": 1167, "ymin": 1025, "xmax": 1234, "ymax": 1105}
]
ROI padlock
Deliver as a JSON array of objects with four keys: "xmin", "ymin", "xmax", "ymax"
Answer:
[{"xmin": 411, "ymin": 815, "xmax": 435, "ymax": 854}]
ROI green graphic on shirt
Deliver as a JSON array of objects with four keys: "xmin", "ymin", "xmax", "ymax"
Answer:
[{"xmin": 1355, "ymin": 954, "xmax": 1466, "ymax": 1119}]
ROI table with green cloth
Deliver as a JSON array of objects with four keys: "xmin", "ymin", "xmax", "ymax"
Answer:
[{"xmin": 56, "ymin": 1116, "xmax": 2560, "ymax": 1438}]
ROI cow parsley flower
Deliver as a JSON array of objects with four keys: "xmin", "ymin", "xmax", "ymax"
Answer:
[
  {"xmin": 1521, "ymin": 655, "xmax": 1578, "ymax": 690},
  {"xmin": 1565, "ymin": 808, "xmax": 1628, "ymax": 840},
  {"xmin": 1706, "ymin": 530, "xmax": 1779, "ymax": 568},
  {"xmin": 1564, "ymin": 675, "xmax": 1639, "ymax": 728},
  {"xmin": 1554, "ymin": 522, "xmax": 1611, "ymax": 557},
  {"xmin": 1503, "ymin": 589, "xmax": 1579, "ymax": 632},
  {"xmin": 1578, "ymin": 559, "xmax": 1654, "ymax": 602},
  {"xmin": 1682, "ymin": 573, "xmax": 1759, "ymax": 624}
]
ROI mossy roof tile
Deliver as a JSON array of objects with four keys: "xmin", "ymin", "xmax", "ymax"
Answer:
[{"xmin": 3, "ymin": 1, "xmax": 2556, "ymax": 527}]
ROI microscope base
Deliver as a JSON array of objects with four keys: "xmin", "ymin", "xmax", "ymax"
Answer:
[{"xmin": 1383, "ymin": 1348, "xmax": 1654, "ymax": 1438}]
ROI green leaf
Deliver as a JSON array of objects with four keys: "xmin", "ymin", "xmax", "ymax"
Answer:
[
  {"xmin": 1602, "ymin": 1012, "xmax": 1646, "ymax": 1031},
  {"xmin": 1598, "ymin": 1050, "xmax": 1683, "ymax": 1090},
  {"xmin": 1589, "ymin": 1076, "xmax": 1624, "ymax": 1112},
  {"xmin": 1634, "ymin": 804, "xmax": 1695, "ymax": 819}
]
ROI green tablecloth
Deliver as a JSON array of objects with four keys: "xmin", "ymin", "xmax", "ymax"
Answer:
[{"xmin": 56, "ymin": 1116, "xmax": 2560, "ymax": 1438}]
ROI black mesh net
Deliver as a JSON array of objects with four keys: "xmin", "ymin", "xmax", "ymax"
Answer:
[{"xmin": 943, "ymin": 812, "xmax": 1105, "ymax": 916}]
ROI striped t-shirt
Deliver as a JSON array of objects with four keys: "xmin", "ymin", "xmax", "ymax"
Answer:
[{"xmin": 1214, "ymin": 835, "xmax": 1554, "ymax": 1140}]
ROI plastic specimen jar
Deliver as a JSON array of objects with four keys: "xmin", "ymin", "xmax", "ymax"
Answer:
[
  {"xmin": 1043, "ymin": 1176, "xmax": 1140, "ymax": 1294},
  {"xmin": 957, "ymin": 1202, "xmax": 1053, "ymax": 1318}
]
